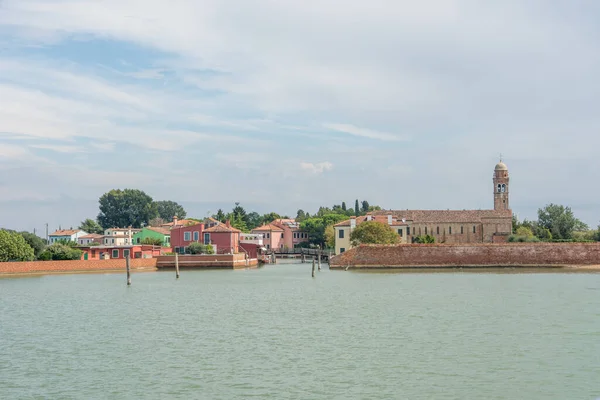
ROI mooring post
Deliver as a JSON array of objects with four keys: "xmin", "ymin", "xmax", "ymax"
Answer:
[
  {"xmin": 175, "ymin": 252, "xmax": 180, "ymax": 279},
  {"xmin": 318, "ymin": 249, "xmax": 322, "ymax": 271},
  {"xmin": 312, "ymin": 258, "xmax": 315, "ymax": 277},
  {"xmin": 301, "ymin": 253, "xmax": 305, "ymax": 263},
  {"xmin": 126, "ymin": 255, "xmax": 131, "ymax": 286}
]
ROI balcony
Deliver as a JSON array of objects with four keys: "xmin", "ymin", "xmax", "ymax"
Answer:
[{"xmin": 240, "ymin": 234, "xmax": 264, "ymax": 245}]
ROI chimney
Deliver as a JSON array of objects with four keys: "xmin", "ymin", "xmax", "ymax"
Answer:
[
  {"xmin": 387, "ymin": 214, "xmax": 392, "ymax": 225},
  {"xmin": 172, "ymin": 215, "xmax": 178, "ymax": 227},
  {"xmin": 367, "ymin": 214, "xmax": 372, "ymax": 221},
  {"xmin": 225, "ymin": 219, "xmax": 231, "ymax": 228},
  {"xmin": 350, "ymin": 217, "xmax": 356, "ymax": 229}
]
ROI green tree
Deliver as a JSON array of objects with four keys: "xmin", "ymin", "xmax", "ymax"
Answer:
[
  {"xmin": 262, "ymin": 212, "xmax": 282, "ymax": 224},
  {"xmin": 354, "ymin": 200, "xmax": 360, "ymax": 216},
  {"xmin": 296, "ymin": 209, "xmax": 307, "ymax": 222},
  {"xmin": 324, "ymin": 225, "xmax": 335, "ymax": 249},
  {"xmin": 341, "ymin": 202, "xmax": 347, "ymax": 211},
  {"xmin": 38, "ymin": 243, "xmax": 82, "ymax": 261},
  {"xmin": 537, "ymin": 204, "xmax": 587, "ymax": 240},
  {"xmin": 97, "ymin": 189, "xmax": 157, "ymax": 229},
  {"xmin": 214, "ymin": 209, "xmax": 226, "ymax": 222},
  {"xmin": 516, "ymin": 226, "xmax": 534, "ymax": 238},
  {"xmin": 19, "ymin": 232, "xmax": 46, "ymax": 259},
  {"xmin": 361, "ymin": 200, "xmax": 370, "ymax": 213},
  {"xmin": 230, "ymin": 213, "xmax": 248, "ymax": 232},
  {"xmin": 141, "ymin": 237, "xmax": 164, "ymax": 246},
  {"xmin": 595, "ymin": 224, "xmax": 600, "ymax": 241},
  {"xmin": 79, "ymin": 218, "xmax": 104, "ymax": 234},
  {"xmin": 0, "ymin": 230, "xmax": 35, "ymax": 261},
  {"xmin": 245, "ymin": 212, "xmax": 263, "ymax": 230},
  {"xmin": 155, "ymin": 200, "xmax": 187, "ymax": 220},
  {"xmin": 350, "ymin": 221, "xmax": 399, "ymax": 246},
  {"xmin": 300, "ymin": 214, "xmax": 348, "ymax": 247}
]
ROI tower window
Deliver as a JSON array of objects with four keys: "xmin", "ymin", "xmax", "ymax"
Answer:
[
  {"xmin": 501, "ymin": 184, "xmax": 506, "ymax": 193},
  {"xmin": 436, "ymin": 226, "xmax": 440, "ymax": 235},
  {"xmin": 497, "ymin": 184, "xmax": 502, "ymax": 193},
  {"xmin": 425, "ymin": 227, "xmax": 428, "ymax": 235},
  {"xmin": 461, "ymin": 226, "xmax": 464, "ymax": 234},
  {"xmin": 473, "ymin": 226, "xmax": 476, "ymax": 234},
  {"xmin": 449, "ymin": 226, "xmax": 452, "ymax": 234}
]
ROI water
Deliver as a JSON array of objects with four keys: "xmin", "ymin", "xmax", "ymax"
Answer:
[{"xmin": 1, "ymin": 263, "xmax": 599, "ymax": 399}]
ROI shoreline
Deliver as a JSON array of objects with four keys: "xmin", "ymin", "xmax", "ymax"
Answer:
[{"xmin": 0, "ymin": 266, "xmax": 158, "ymax": 278}]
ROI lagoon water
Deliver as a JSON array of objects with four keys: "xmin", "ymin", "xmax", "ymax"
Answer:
[{"xmin": 1, "ymin": 262, "xmax": 599, "ymax": 399}]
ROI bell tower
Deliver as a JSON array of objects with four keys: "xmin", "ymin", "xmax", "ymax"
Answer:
[{"xmin": 493, "ymin": 159, "xmax": 510, "ymax": 211}]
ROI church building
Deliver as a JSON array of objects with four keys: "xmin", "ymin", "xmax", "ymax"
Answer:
[{"xmin": 334, "ymin": 161, "xmax": 513, "ymax": 254}]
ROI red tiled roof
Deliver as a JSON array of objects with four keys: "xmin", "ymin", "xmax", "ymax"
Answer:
[
  {"xmin": 78, "ymin": 233, "xmax": 105, "ymax": 239},
  {"xmin": 49, "ymin": 229, "xmax": 82, "ymax": 236},
  {"xmin": 252, "ymin": 223, "xmax": 284, "ymax": 232},
  {"xmin": 146, "ymin": 227, "xmax": 171, "ymax": 235},
  {"xmin": 334, "ymin": 215, "xmax": 407, "ymax": 227},
  {"xmin": 204, "ymin": 224, "xmax": 241, "ymax": 233},
  {"xmin": 371, "ymin": 209, "xmax": 512, "ymax": 223},
  {"xmin": 161, "ymin": 219, "xmax": 197, "ymax": 227}
]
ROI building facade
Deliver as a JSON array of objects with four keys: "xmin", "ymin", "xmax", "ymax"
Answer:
[
  {"xmin": 132, "ymin": 227, "xmax": 171, "ymax": 247},
  {"xmin": 103, "ymin": 228, "xmax": 141, "ymax": 246},
  {"xmin": 49, "ymin": 229, "xmax": 88, "ymax": 243},
  {"xmin": 251, "ymin": 219, "xmax": 308, "ymax": 250},
  {"xmin": 334, "ymin": 161, "xmax": 513, "ymax": 254}
]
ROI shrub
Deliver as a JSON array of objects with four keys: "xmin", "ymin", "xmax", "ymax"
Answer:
[
  {"xmin": 412, "ymin": 235, "xmax": 436, "ymax": 244},
  {"xmin": 141, "ymin": 237, "xmax": 164, "ymax": 246},
  {"xmin": 39, "ymin": 243, "xmax": 83, "ymax": 260},
  {"xmin": 187, "ymin": 242, "xmax": 214, "ymax": 255},
  {"xmin": 508, "ymin": 235, "xmax": 540, "ymax": 243}
]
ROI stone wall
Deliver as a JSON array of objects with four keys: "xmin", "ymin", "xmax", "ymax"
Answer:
[
  {"xmin": 156, "ymin": 254, "xmax": 258, "ymax": 269},
  {"xmin": 0, "ymin": 258, "xmax": 158, "ymax": 275},
  {"xmin": 330, "ymin": 243, "xmax": 600, "ymax": 269}
]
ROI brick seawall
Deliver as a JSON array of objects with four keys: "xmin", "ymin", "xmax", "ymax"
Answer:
[
  {"xmin": 330, "ymin": 243, "xmax": 600, "ymax": 269},
  {"xmin": 0, "ymin": 258, "xmax": 158, "ymax": 275},
  {"xmin": 156, "ymin": 254, "xmax": 258, "ymax": 269}
]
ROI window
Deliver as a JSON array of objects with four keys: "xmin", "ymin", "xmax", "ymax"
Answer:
[
  {"xmin": 125, "ymin": 239, "xmax": 129, "ymax": 244},
  {"xmin": 398, "ymin": 228, "xmax": 403, "ymax": 237},
  {"xmin": 266, "ymin": 233, "xmax": 270, "ymax": 239},
  {"xmin": 407, "ymin": 227, "xmax": 411, "ymax": 235},
  {"xmin": 166, "ymin": 237, "xmax": 170, "ymax": 244},
  {"xmin": 280, "ymin": 244, "xmax": 284, "ymax": 249},
  {"xmin": 473, "ymin": 226, "xmax": 476, "ymax": 234},
  {"xmin": 112, "ymin": 249, "xmax": 119, "ymax": 258},
  {"xmin": 123, "ymin": 249, "xmax": 130, "ymax": 259},
  {"xmin": 339, "ymin": 229, "xmax": 345, "ymax": 239},
  {"xmin": 437, "ymin": 226, "xmax": 440, "ymax": 235},
  {"xmin": 137, "ymin": 238, "xmax": 141, "ymax": 244},
  {"xmin": 203, "ymin": 233, "xmax": 210, "ymax": 245},
  {"xmin": 449, "ymin": 226, "xmax": 452, "ymax": 234},
  {"xmin": 184, "ymin": 232, "xmax": 191, "ymax": 241},
  {"xmin": 497, "ymin": 184, "xmax": 502, "ymax": 193},
  {"xmin": 281, "ymin": 233, "xmax": 284, "ymax": 238},
  {"xmin": 266, "ymin": 244, "xmax": 270, "ymax": 249},
  {"xmin": 193, "ymin": 231, "xmax": 199, "ymax": 241},
  {"xmin": 111, "ymin": 239, "xmax": 115, "ymax": 244},
  {"xmin": 425, "ymin": 227, "xmax": 428, "ymax": 235},
  {"xmin": 293, "ymin": 233, "xmax": 297, "ymax": 239},
  {"xmin": 340, "ymin": 248, "xmax": 346, "ymax": 253},
  {"xmin": 501, "ymin": 184, "xmax": 506, "ymax": 193},
  {"xmin": 175, "ymin": 247, "xmax": 180, "ymax": 254}
]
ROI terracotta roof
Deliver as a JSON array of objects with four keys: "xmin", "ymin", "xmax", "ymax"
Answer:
[
  {"xmin": 334, "ymin": 215, "xmax": 407, "ymax": 227},
  {"xmin": 170, "ymin": 222, "xmax": 203, "ymax": 231},
  {"xmin": 146, "ymin": 227, "xmax": 171, "ymax": 235},
  {"xmin": 252, "ymin": 223, "xmax": 284, "ymax": 232},
  {"xmin": 49, "ymin": 229, "xmax": 82, "ymax": 236},
  {"xmin": 204, "ymin": 224, "xmax": 241, "ymax": 233},
  {"xmin": 161, "ymin": 219, "xmax": 196, "ymax": 227},
  {"xmin": 370, "ymin": 209, "xmax": 512, "ymax": 223},
  {"xmin": 78, "ymin": 233, "xmax": 105, "ymax": 239}
]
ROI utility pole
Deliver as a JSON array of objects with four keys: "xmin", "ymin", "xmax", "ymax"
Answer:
[{"xmin": 45, "ymin": 223, "xmax": 49, "ymax": 244}]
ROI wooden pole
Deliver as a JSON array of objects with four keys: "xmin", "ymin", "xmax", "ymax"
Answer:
[
  {"xmin": 175, "ymin": 252, "xmax": 180, "ymax": 279},
  {"xmin": 318, "ymin": 250, "xmax": 322, "ymax": 271},
  {"xmin": 312, "ymin": 258, "xmax": 315, "ymax": 277},
  {"xmin": 126, "ymin": 256, "xmax": 131, "ymax": 286}
]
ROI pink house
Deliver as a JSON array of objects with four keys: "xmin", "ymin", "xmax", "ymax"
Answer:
[
  {"xmin": 203, "ymin": 221, "xmax": 241, "ymax": 254},
  {"xmin": 252, "ymin": 219, "xmax": 309, "ymax": 250},
  {"xmin": 170, "ymin": 222, "xmax": 204, "ymax": 254}
]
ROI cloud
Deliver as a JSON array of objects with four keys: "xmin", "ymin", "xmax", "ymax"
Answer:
[
  {"xmin": 323, "ymin": 123, "xmax": 408, "ymax": 142},
  {"xmin": 300, "ymin": 162, "xmax": 333, "ymax": 174},
  {"xmin": 30, "ymin": 144, "xmax": 85, "ymax": 153}
]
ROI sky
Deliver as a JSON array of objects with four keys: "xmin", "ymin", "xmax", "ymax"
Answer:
[{"xmin": 1, "ymin": 0, "xmax": 599, "ymax": 234}]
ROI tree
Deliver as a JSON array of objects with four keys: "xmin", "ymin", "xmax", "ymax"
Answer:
[
  {"xmin": 230, "ymin": 213, "xmax": 248, "ymax": 232},
  {"xmin": 341, "ymin": 202, "xmax": 347, "ymax": 211},
  {"xmin": 595, "ymin": 224, "xmax": 600, "ymax": 242},
  {"xmin": 350, "ymin": 221, "xmax": 399, "ymax": 246},
  {"xmin": 516, "ymin": 226, "xmax": 534, "ymax": 238},
  {"xmin": 38, "ymin": 243, "xmax": 82, "ymax": 261},
  {"xmin": 214, "ymin": 209, "xmax": 226, "ymax": 223},
  {"xmin": 19, "ymin": 232, "xmax": 46, "ymax": 259},
  {"xmin": 155, "ymin": 200, "xmax": 187, "ymax": 220},
  {"xmin": 300, "ymin": 214, "xmax": 348, "ymax": 247},
  {"xmin": 296, "ymin": 209, "xmax": 307, "ymax": 222},
  {"xmin": 361, "ymin": 201, "xmax": 370, "ymax": 213},
  {"xmin": 97, "ymin": 189, "xmax": 158, "ymax": 229},
  {"xmin": 79, "ymin": 218, "xmax": 104, "ymax": 234},
  {"xmin": 246, "ymin": 212, "xmax": 263, "ymax": 230},
  {"xmin": 0, "ymin": 230, "xmax": 35, "ymax": 261},
  {"xmin": 324, "ymin": 225, "xmax": 335, "ymax": 248},
  {"xmin": 142, "ymin": 237, "xmax": 164, "ymax": 246},
  {"xmin": 262, "ymin": 212, "xmax": 282, "ymax": 224},
  {"xmin": 537, "ymin": 204, "xmax": 586, "ymax": 240},
  {"xmin": 354, "ymin": 200, "xmax": 360, "ymax": 216}
]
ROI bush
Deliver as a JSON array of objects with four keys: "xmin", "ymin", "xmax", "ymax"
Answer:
[
  {"xmin": 0, "ymin": 230, "xmax": 35, "ymax": 261},
  {"xmin": 39, "ymin": 243, "xmax": 83, "ymax": 260},
  {"xmin": 187, "ymin": 242, "xmax": 214, "ymax": 255},
  {"xmin": 508, "ymin": 235, "xmax": 540, "ymax": 243},
  {"xmin": 141, "ymin": 237, "xmax": 164, "ymax": 246},
  {"xmin": 412, "ymin": 235, "xmax": 435, "ymax": 244}
]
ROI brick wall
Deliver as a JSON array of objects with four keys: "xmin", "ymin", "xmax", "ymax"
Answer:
[
  {"xmin": 0, "ymin": 258, "xmax": 158, "ymax": 275},
  {"xmin": 156, "ymin": 254, "xmax": 258, "ymax": 269},
  {"xmin": 330, "ymin": 243, "xmax": 600, "ymax": 268}
]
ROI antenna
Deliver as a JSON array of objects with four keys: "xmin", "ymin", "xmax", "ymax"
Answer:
[{"xmin": 499, "ymin": 153, "xmax": 503, "ymax": 162}]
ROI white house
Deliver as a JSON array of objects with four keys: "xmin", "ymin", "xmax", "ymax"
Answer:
[
  {"xmin": 49, "ymin": 229, "xmax": 88, "ymax": 244},
  {"xmin": 103, "ymin": 228, "xmax": 141, "ymax": 246}
]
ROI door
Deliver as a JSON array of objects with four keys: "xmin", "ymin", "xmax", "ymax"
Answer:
[{"xmin": 84, "ymin": 252, "xmax": 88, "ymax": 260}]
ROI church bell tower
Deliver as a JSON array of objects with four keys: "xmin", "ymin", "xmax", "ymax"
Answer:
[{"xmin": 493, "ymin": 159, "xmax": 510, "ymax": 211}]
